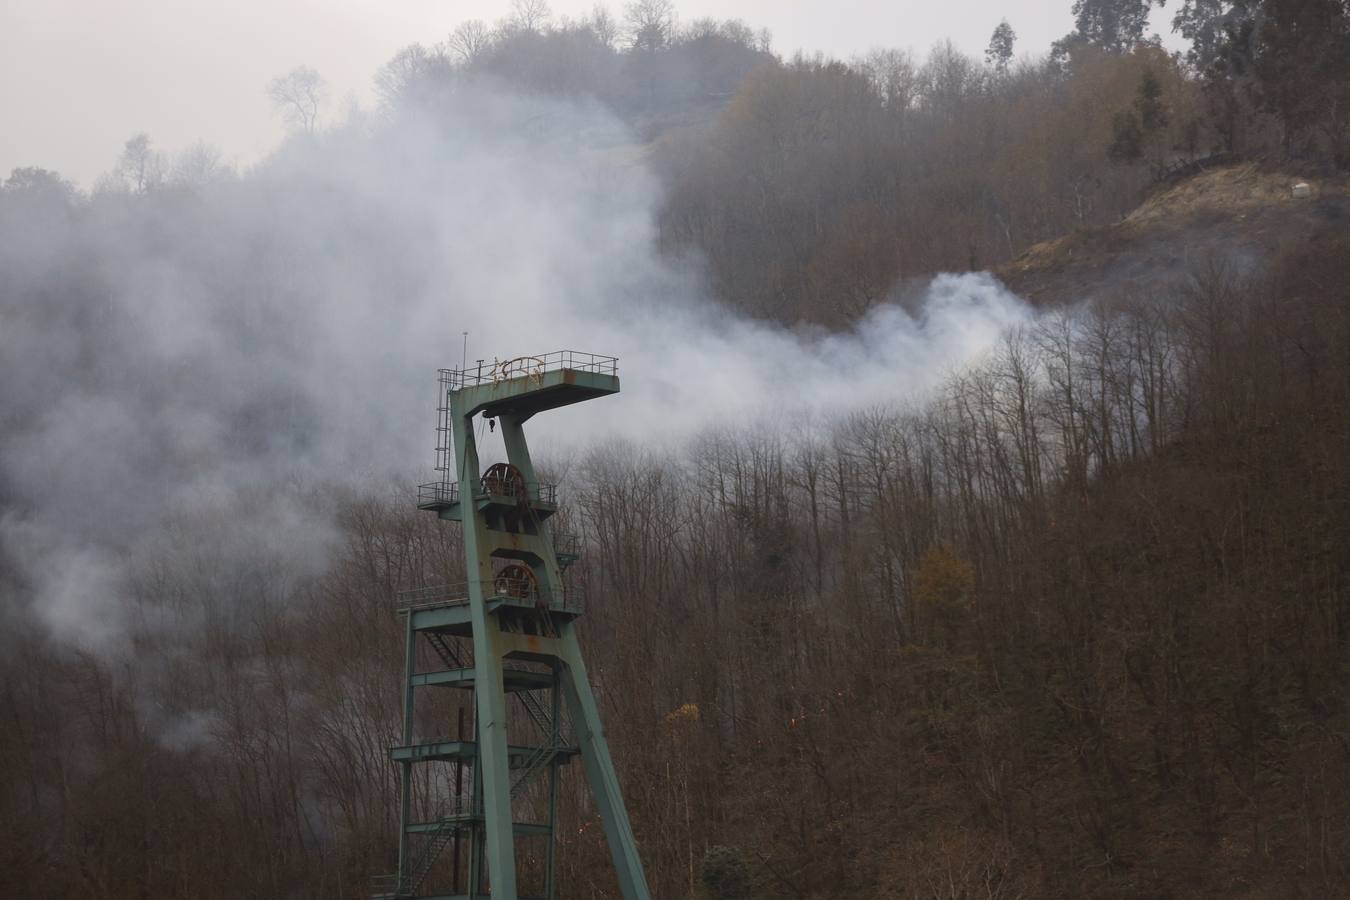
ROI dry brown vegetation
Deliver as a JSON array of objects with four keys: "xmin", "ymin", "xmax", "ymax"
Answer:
[
  {"xmin": 1002, "ymin": 164, "xmax": 1350, "ymax": 305},
  {"xmin": 3, "ymin": 1, "xmax": 1350, "ymax": 898},
  {"xmin": 3, "ymin": 227, "xmax": 1346, "ymax": 898}
]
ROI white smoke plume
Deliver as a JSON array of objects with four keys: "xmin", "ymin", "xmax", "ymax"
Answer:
[{"xmin": 0, "ymin": 83, "xmax": 1033, "ymax": 648}]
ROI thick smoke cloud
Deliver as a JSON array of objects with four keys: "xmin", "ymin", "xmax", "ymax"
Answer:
[{"xmin": 0, "ymin": 83, "xmax": 1032, "ymax": 648}]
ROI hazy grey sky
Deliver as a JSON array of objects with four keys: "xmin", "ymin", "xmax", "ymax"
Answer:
[{"xmin": 1, "ymin": 1, "xmax": 1179, "ymax": 187}]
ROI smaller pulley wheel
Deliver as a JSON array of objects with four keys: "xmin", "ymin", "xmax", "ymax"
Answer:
[{"xmin": 494, "ymin": 564, "xmax": 537, "ymax": 600}]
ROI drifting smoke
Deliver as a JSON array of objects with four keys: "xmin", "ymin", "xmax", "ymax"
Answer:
[{"xmin": 0, "ymin": 83, "xmax": 1033, "ymax": 648}]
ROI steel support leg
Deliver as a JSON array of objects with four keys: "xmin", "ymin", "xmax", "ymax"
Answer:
[
  {"xmin": 452, "ymin": 401, "xmax": 520, "ymax": 899},
  {"xmin": 397, "ymin": 611, "xmax": 416, "ymax": 889},
  {"xmin": 468, "ymin": 762, "xmax": 483, "ymax": 898},
  {"xmin": 470, "ymin": 629, "xmax": 517, "ymax": 899},
  {"xmin": 545, "ymin": 671, "xmax": 561, "ymax": 900},
  {"xmin": 558, "ymin": 632, "xmax": 652, "ymax": 900}
]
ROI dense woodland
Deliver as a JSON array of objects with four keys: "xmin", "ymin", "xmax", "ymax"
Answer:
[
  {"xmin": 3, "ymin": 0, "xmax": 1350, "ymax": 898},
  {"xmin": 373, "ymin": 0, "xmax": 1350, "ymax": 324}
]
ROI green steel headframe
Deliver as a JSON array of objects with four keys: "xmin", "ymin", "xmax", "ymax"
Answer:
[{"xmin": 374, "ymin": 351, "xmax": 651, "ymax": 900}]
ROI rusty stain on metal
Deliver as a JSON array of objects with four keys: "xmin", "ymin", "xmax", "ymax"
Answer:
[{"xmin": 492, "ymin": 356, "xmax": 545, "ymax": 388}]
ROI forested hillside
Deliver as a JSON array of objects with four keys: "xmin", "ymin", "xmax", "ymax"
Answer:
[
  {"xmin": 2, "ymin": 1, "xmax": 1349, "ymax": 898},
  {"xmin": 374, "ymin": 0, "xmax": 1350, "ymax": 325}
]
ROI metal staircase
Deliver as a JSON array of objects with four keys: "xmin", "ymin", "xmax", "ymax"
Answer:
[
  {"xmin": 426, "ymin": 631, "xmax": 467, "ymax": 669},
  {"xmin": 425, "ymin": 629, "xmax": 564, "ymax": 777},
  {"xmin": 375, "ymin": 797, "xmax": 476, "ymax": 898},
  {"xmin": 511, "ymin": 708, "xmax": 566, "ymax": 802},
  {"xmin": 403, "ymin": 815, "xmax": 461, "ymax": 895}
]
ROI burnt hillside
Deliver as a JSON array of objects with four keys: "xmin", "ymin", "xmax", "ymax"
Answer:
[{"xmin": 1001, "ymin": 163, "xmax": 1350, "ymax": 306}]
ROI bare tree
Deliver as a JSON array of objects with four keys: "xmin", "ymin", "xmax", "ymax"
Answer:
[
  {"xmin": 625, "ymin": 0, "xmax": 676, "ymax": 52},
  {"xmin": 509, "ymin": 0, "xmax": 552, "ymax": 32},
  {"xmin": 448, "ymin": 19, "xmax": 492, "ymax": 65},
  {"xmin": 589, "ymin": 4, "xmax": 619, "ymax": 48},
  {"xmin": 117, "ymin": 132, "xmax": 165, "ymax": 193},
  {"xmin": 266, "ymin": 66, "xmax": 328, "ymax": 135},
  {"xmin": 171, "ymin": 141, "xmax": 229, "ymax": 187},
  {"xmin": 374, "ymin": 44, "xmax": 450, "ymax": 108},
  {"xmin": 858, "ymin": 47, "xmax": 919, "ymax": 111}
]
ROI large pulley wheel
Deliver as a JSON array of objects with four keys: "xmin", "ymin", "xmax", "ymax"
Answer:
[
  {"xmin": 494, "ymin": 564, "xmax": 537, "ymax": 600},
  {"xmin": 481, "ymin": 462, "xmax": 527, "ymax": 502}
]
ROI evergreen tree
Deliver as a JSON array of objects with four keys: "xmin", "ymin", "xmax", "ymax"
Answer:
[
  {"xmin": 1136, "ymin": 68, "xmax": 1168, "ymax": 131},
  {"xmin": 1252, "ymin": 0, "xmax": 1350, "ymax": 157},
  {"xmin": 1063, "ymin": 0, "xmax": 1159, "ymax": 54},
  {"xmin": 985, "ymin": 19, "xmax": 1017, "ymax": 75},
  {"xmin": 1108, "ymin": 69, "xmax": 1170, "ymax": 171},
  {"xmin": 1171, "ymin": 0, "xmax": 1259, "ymax": 70}
]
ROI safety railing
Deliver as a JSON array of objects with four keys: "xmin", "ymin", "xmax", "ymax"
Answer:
[
  {"xmin": 491, "ymin": 577, "xmax": 584, "ymax": 613},
  {"xmin": 395, "ymin": 581, "xmax": 584, "ymax": 613},
  {"xmin": 396, "ymin": 582, "xmax": 470, "ymax": 611},
  {"xmin": 417, "ymin": 480, "xmax": 558, "ymax": 508},
  {"xmin": 422, "ymin": 794, "xmax": 478, "ymax": 820},
  {"xmin": 490, "ymin": 575, "xmax": 538, "ymax": 603},
  {"xmin": 440, "ymin": 351, "xmax": 618, "ymax": 391},
  {"xmin": 417, "ymin": 480, "xmax": 460, "ymax": 508},
  {"xmin": 400, "ymin": 734, "xmax": 459, "ymax": 749},
  {"xmin": 552, "ymin": 531, "xmax": 581, "ymax": 562}
]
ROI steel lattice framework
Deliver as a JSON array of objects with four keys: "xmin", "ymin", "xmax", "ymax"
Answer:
[{"xmin": 374, "ymin": 352, "xmax": 650, "ymax": 900}]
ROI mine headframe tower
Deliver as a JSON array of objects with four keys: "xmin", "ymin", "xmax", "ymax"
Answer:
[{"xmin": 373, "ymin": 351, "xmax": 650, "ymax": 900}]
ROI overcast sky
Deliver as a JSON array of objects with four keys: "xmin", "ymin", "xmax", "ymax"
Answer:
[{"xmin": 1, "ymin": 1, "xmax": 1180, "ymax": 188}]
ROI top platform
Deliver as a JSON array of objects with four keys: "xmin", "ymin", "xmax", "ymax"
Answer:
[{"xmin": 442, "ymin": 351, "xmax": 619, "ymax": 419}]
